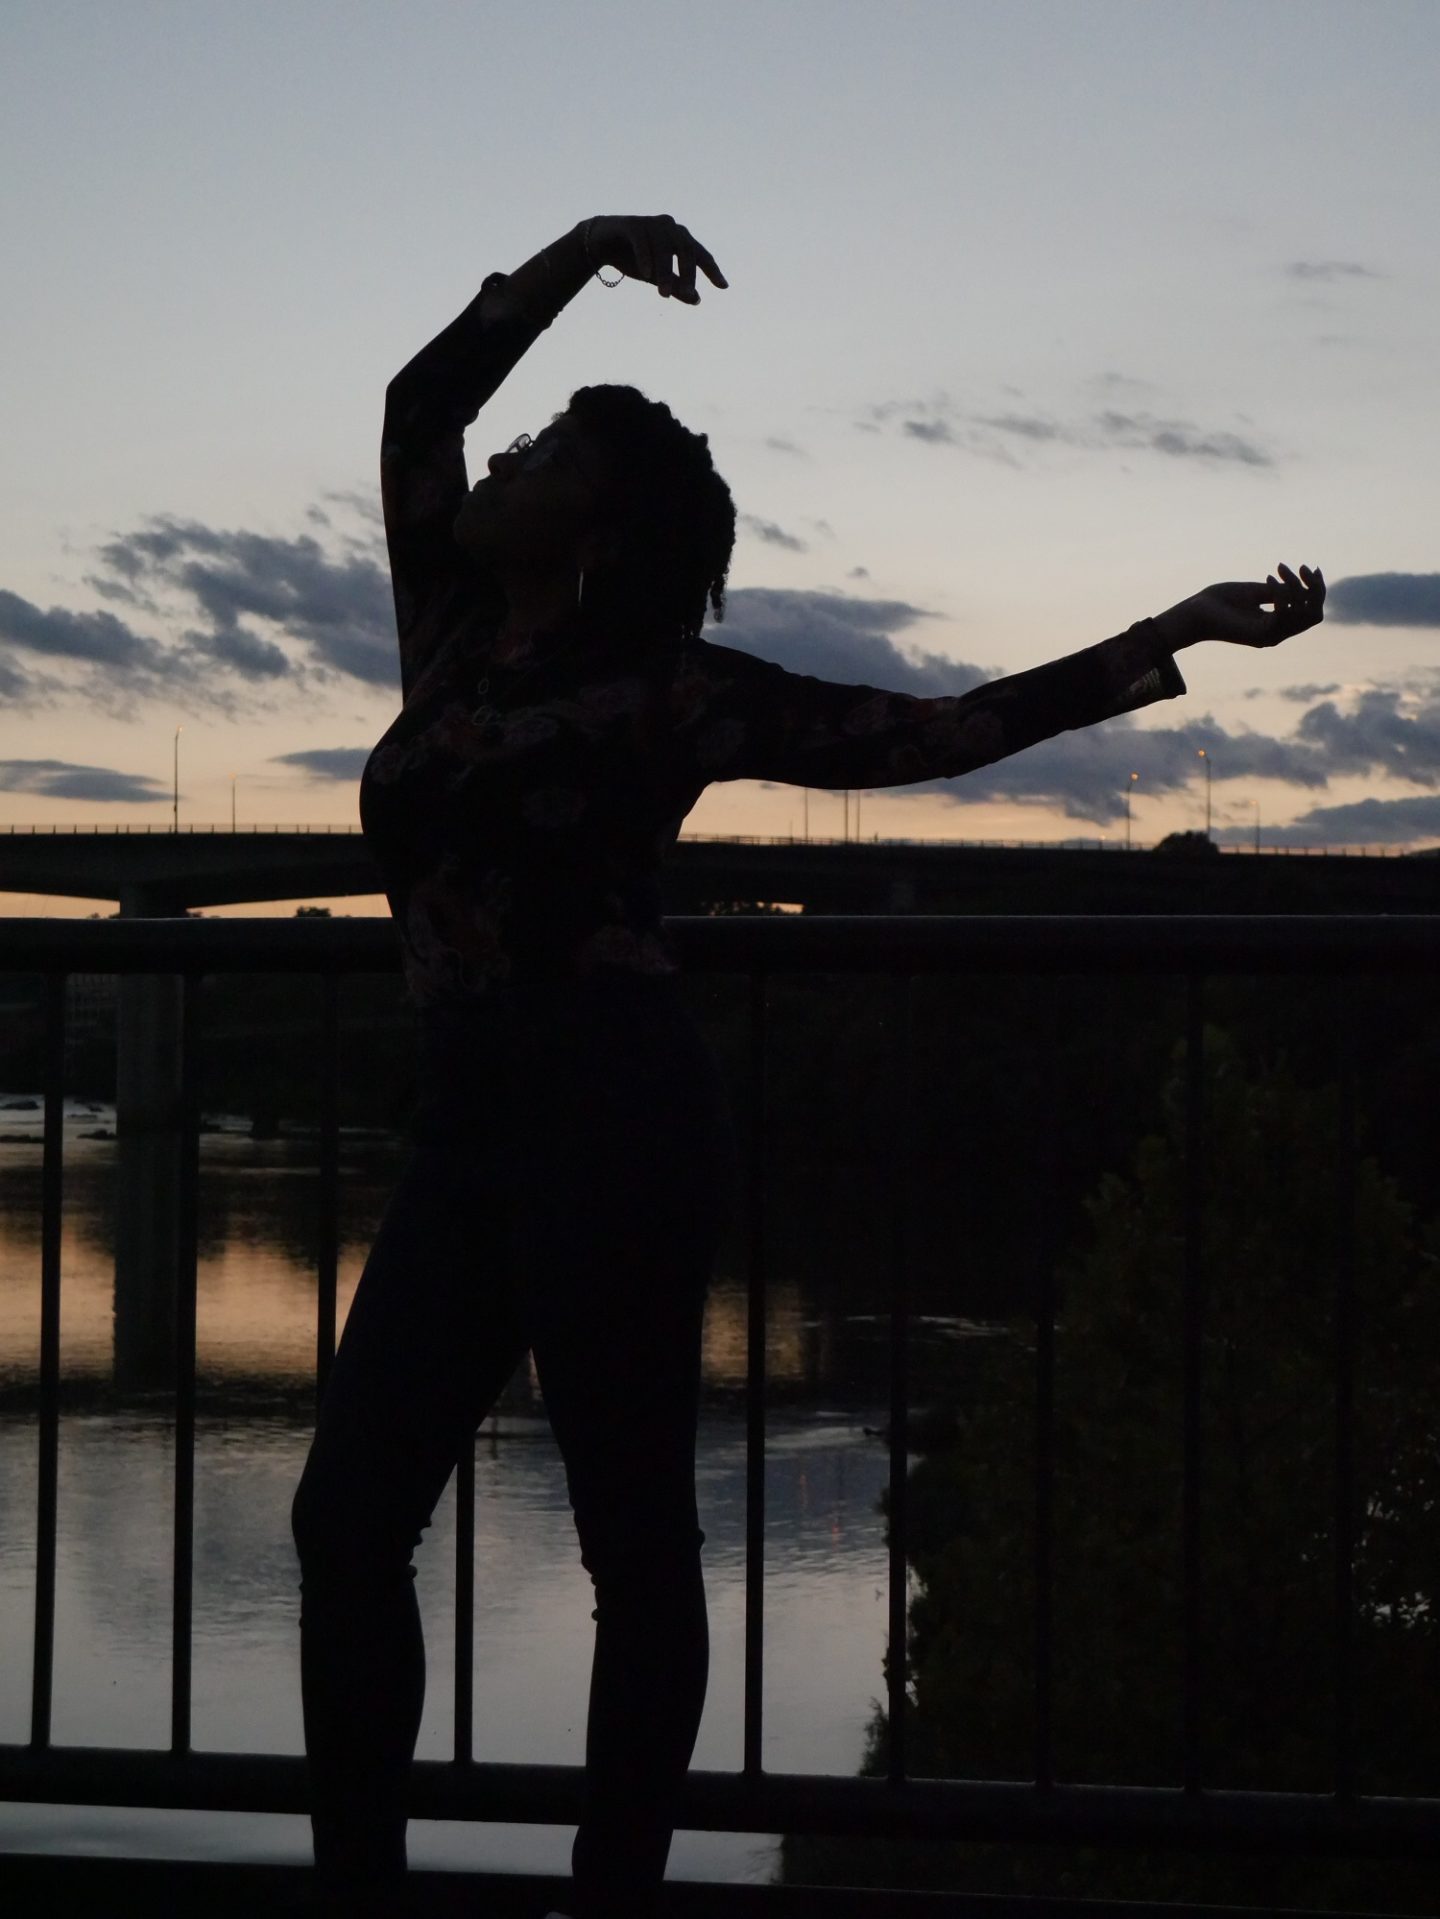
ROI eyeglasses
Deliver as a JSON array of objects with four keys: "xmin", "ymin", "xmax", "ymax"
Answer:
[{"xmin": 504, "ymin": 430, "xmax": 600, "ymax": 492}]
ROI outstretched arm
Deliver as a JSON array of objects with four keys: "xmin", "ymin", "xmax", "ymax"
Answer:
[
  {"xmin": 669, "ymin": 618, "xmax": 1189, "ymax": 794},
  {"xmin": 669, "ymin": 557, "xmax": 1325, "ymax": 795},
  {"xmin": 380, "ymin": 215, "xmax": 726, "ymax": 702},
  {"xmin": 671, "ymin": 563, "xmax": 1324, "ymax": 794}
]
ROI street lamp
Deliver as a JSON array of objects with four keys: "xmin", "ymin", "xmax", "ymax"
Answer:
[
  {"xmin": 1197, "ymin": 748, "xmax": 1212, "ymax": 838},
  {"xmin": 1126, "ymin": 771, "xmax": 1139, "ymax": 851},
  {"xmin": 173, "ymin": 726, "xmax": 182, "ymax": 832},
  {"xmin": 230, "ymin": 772, "xmax": 239, "ymax": 832},
  {"xmin": 1252, "ymin": 797, "xmax": 1260, "ymax": 853}
]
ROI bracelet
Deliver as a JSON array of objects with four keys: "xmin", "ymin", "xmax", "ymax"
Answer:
[{"xmin": 583, "ymin": 216, "xmax": 625, "ymax": 289}]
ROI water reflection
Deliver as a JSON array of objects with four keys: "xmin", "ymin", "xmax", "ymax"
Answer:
[{"xmin": 0, "ymin": 1104, "xmax": 1004, "ymax": 1876}]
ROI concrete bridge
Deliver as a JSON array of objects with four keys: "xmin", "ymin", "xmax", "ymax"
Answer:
[{"xmin": 4, "ymin": 824, "xmax": 1439, "ymax": 918}]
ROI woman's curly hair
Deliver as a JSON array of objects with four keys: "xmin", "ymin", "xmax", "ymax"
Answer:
[{"xmin": 563, "ymin": 383, "xmax": 736, "ymax": 646}]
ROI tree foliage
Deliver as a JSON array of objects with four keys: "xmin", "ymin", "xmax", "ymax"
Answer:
[{"xmin": 786, "ymin": 1026, "xmax": 1440, "ymax": 1910}]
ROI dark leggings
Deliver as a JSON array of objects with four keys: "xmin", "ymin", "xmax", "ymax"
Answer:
[{"xmin": 290, "ymin": 972, "xmax": 739, "ymax": 1919}]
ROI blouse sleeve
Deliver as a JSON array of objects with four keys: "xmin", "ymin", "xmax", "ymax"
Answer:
[
  {"xmin": 668, "ymin": 619, "xmax": 1187, "ymax": 791},
  {"xmin": 380, "ymin": 271, "xmax": 557, "ymax": 702}
]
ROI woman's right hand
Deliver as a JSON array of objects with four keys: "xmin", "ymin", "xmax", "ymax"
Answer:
[
  {"xmin": 1154, "ymin": 563, "xmax": 1325, "ymax": 651},
  {"xmin": 584, "ymin": 214, "xmax": 728, "ymax": 304}
]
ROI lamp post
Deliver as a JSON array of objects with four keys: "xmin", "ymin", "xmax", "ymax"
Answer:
[
  {"xmin": 1253, "ymin": 797, "xmax": 1260, "ymax": 854},
  {"xmin": 1197, "ymin": 748, "xmax": 1211, "ymax": 838},
  {"xmin": 230, "ymin": 772, "xmax": 239, "ymax": 832},
  {"xmin": 856, "ymin": 790, "xmax": 863, "ymax": 840},
  {"xmin": 173, "ymin": 726, "xmax": 182, "ymax": 832},
  {"xmin": 803, "ymin": 788, "xmax": 809, "ymax": 842},
  {"xmin": 1126, "ymin": 771, "xmax": 1139, "ymax": 850}
]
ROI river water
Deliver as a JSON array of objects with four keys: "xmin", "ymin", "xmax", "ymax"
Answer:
[{"xmin": 0, "ymin": 1095, "xmax": 1003, "ymax": 1886}]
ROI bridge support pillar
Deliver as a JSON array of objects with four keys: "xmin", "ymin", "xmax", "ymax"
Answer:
[{"xmin": 113, "ymin": 893, "xmax": 185, "ymax": 1393}]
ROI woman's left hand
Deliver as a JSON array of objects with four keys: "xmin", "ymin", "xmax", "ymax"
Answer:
[
  {"xmin": 586, "ymin": 213, "xmax": 727, "ymax": 304},
  {"xmin": 1156, "ymin": 562, "xmax": 1326, "ymax": 650}
]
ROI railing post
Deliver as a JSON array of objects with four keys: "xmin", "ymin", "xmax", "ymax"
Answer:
[
  {"xmin": 1334, "ymin": 986, "xmax": 1358, "ymax": 1800},
  {"xmin": 29, "ymin": 972, "xmax": 66, "ymax": 1750},
  {"xmin": 170, "ymin": 971, "xmax": 202, "ymax": 1755},
  {"xmin": 113, "ymin": 967, "xmax": 185, "ymax": 1391},
  {"xmin": 884, "ymin": 971, "xmax": 914, "ymax": 1784},
  {"xmin": 743, "ymin": 968, "xmax": 768, "ymax": 1777},
  {"xmin": 1182, "ymin": 971, "xmax": 1207, "ymax": 1794},
  {"xmin": 1033, "ymin": 983, "xmax": 1063, "ymax": 1792}
]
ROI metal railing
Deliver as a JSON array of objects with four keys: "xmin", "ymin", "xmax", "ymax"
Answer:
[
  {"xmin": 0, "ymin": 823, "xmax": 1431, "ymax": 854},
  {"xmin": 2, "ymin": 913, "xmax": 1440, "ymax": 1896}
]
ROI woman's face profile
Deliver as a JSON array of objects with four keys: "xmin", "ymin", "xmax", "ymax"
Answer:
[{"xmin": 453, "ymin": 414, "xmax": 610, "ymax": 576}]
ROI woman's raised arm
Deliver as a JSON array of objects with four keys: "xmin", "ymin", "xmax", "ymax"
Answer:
[{"xmin": 379, "ymin": 216, "xmax": 726, "ymax": 701}]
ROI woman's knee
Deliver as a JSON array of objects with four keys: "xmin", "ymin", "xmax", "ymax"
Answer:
[
  {"xmin": 576, "ymin": 1514, "xmax": 707, "ymax": 1593},
  {"xmin": 292, "ymin": 1457, "xmax": 373, "ymax": 1571},
  {"xmin": 290, "ymin": 1462, "xmax": 334, "ymax": 1567},
  {"xmin": 291, "ymin": 1453, "xmax": 434, "ymax": 1582}
]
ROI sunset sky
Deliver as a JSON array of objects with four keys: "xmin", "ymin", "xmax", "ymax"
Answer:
[{"xmin": 3, "ymin": 0, "xmax": 1439, "ymax": 915}]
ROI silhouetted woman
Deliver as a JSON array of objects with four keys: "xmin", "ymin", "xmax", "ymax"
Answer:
[{"xmin": 289, "ymin": 211, "xmax": 1325, "ymax": 1919}]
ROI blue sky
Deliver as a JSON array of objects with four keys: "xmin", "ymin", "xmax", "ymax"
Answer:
[{"xmin": 3, "ymin": 0, "xmax": 1439, "ymax": 906}]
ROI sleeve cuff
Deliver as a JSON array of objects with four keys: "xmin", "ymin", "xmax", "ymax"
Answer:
[{"xmin": 1099, "ymin": 617, "xmax": 1188, "ymax": 714}]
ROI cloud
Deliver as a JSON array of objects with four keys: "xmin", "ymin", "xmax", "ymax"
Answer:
[
  {"xmin": 1093, "ymin": 410, "xmax": 1271, "ymax": 466},
  {"xmin": 272, "ymin": 747, "xmax": 373, "ymax": 782},
  {"xmin": 91, "ymin": 514, "xmax": 396, "ymax": 689},
  {"xmin": 738, "ymin": 513, "xmax": 807, "ymax": 553},
  {"xmin": 943, "ymin": 679, "xmax": 1440, "ymax": 828},
  {"xmin": 0, "ymin": 588, "xmax": 169, "ymax": 671},
  {"xmin": 706, "ymin": 586, "xmax": 972, "ymax": 698},
  {"xmin": 1285, "ymin": 260, "xmax": 1383, "ymax": 282},
  {"xmin": 1327, "ymin": 573, "xmax": 1440, "ymax": 628},
  {"xmin": 0, "ymin": 759, "xmax": 167, "ymax": 803},
  {"xmin": 862, "ymin": 392, "xmax": 1274, "ymax": 467},
  {"xmin": 848, "ymin": 566, "xmax": 870, "ymax": 580},
  {"xmin": 923, "ymin": 712, "xmax": 1330, "ymax": 827},
  {"xmin": 183, "ymin": 624, "xmax": 294, "ymax": 680},
  {"xmin": 973, "ymin": 411, "xmax": 1068, "ymax": 444},
  {"xmin": 1293, "ymin": 688, "xmax": 1440, "ymax": 786},
  {"xmin": 1218, "ymin": 794, "xmax": 1440, "ymax": 848},
  {"xmin": 763, "ymin": 436, "xmax": 806, "ymax": 456},
  {"xmin": 901, "ymin": 417, "xmax": 961, "ymax": 446},
  {"xmin": 0, "ymin": 500, "xmax": 401, "ymax": 715},
  {"xmin": 1087, "ymin": 370, "xmax": 1159, "ymax": 396},
  {"xmin": 1266, "ymin": 682, "xmax": 1343, "ymax": 702}
]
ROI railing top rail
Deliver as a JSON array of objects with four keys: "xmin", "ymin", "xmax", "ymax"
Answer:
[{"xmin": 0, "ymin": 913, "xmax": 1438, "ymax": 975}]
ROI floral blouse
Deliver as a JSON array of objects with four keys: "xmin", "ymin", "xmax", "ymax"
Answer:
[{"xmin": 361, "ymin": 268, "xmax": 1188, "ymax": 1009}]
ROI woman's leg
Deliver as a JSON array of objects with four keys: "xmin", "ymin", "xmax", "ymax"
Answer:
[
  {"xmin": 513, "ymin": 980, "xmax": 738, "ymax": 1919},
  {"xmin": 533, "ymin": 1273, "xmax": 711, "ymax": 1919},
  {"xmin": 289, "ymin": 1126, "xmax": 528, "ymax": 1909}
]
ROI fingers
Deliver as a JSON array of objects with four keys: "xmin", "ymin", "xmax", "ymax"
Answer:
[
  {"xmin": 628, "ymin": 216, "xmax": 725, "ymax": 303},
  {"xmin": 1265, "ymin": 561, "xmax": 1326, "ymax": 640},
  {"xmin": 690, "ymin": 233, "xmax": 728, "ymax": 289},
  {"xmin": 664, "ymin": 221, "xmax": 711, "ymax": 304},
  {"xmin": 644, "ymin": 215, "xmax": 683, "ymax": 302},
  {"xmin": 670, "ymin": 229, "xmax": 700, "ymax": 305}
]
